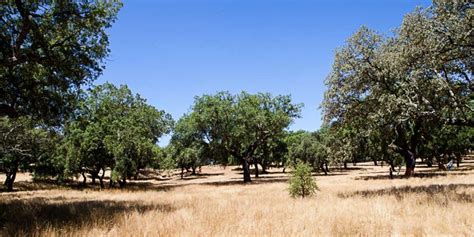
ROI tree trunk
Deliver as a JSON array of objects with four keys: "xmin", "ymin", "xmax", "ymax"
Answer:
[
  {"xmin": 109, "ymin": 179, "xmax": 114, "ymax": 188},
  {"xmin": 325, "ymin": 162, "xmax": 329, "ymax": 174},
  {"xmin": 343, "ymin": 161, "xmax": 347, "ymax": 169},
  {"xmin": 118, "ymin": 178, "xmax": 126, "ymax": 188},
  {"xmin": 261, "ymin": 161, "xmax": 268, "ymax": 174},
  {"xmin": 134, "ymin": 170, "xmax": 139, "ymax": 180},
  {"xmin": 438, "ymin": 161, "xmax": 446, "ymax": 170},
  {"xmin": 456, "ymin": 154, "xmax": 461, "ymax": 168},
  {"xmin": 403, "ymin": 150, "xmax": 416, "ymax": 177},
  {"xmin": 91, "ymin": 170, "xmax": 98, "ymax": 184},
  {"xmin": 4, "ymin": 169, "xmax": 17, "ymax": 191},
  {"xmin": 191, "ymin": 166, "xmax": 196, "ymax": 175},
  {"xmin": 320, "ymin": 163, "xmax": 327, "ymax": 175},
  {"xmin": 373, "ymin": 159, "xmax": 378, "ymax": 166},
  {"xmin": 99, "ymin": 168, "xmax": 105, "ymax": 189},
  {"xmin": 81, "ymin": 171, "xmax": 87, "ymax": 185},
  {"xmin": 181, "ymin": 166, "xmax": 184, "ymax": 179},
  {"xmin": 242, "ymin": 158, "xmax": 251, "ymax": 183},
  {"xmin": 426, "ymin": 158, "xmax": 433, "ymax": 167},
  {"xmin": 254, "ymin": 158, "xmax": 259, "ymax": 178},
  {"xmin": 388, "ymin": 160, "xmax": 395, "ymax": 179},
  {"xmin": 5, "ymin": 176, "xmax": 13, "ymax": 192}
]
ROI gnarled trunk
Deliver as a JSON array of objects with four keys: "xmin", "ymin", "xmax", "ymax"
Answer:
[
  {"xmin": 81, "ymin": 171, "xmax": 87, "ymax": 185},
  {"xmin": 242, "ymin": 158, "xmax": 251, "ymax": 183},
  {"xmin": 403, "ymin": 150, "xmax": 416, "ymax": 177},
  {"xmin": 4, "ymin": 168, "xmax": 17, "ymax": 191},
  {"xmin": 320, "ymin": 162, "xmax": 327, "ymax": 175},
  {"xmin": 99, "ymin": 168, "xmax": 105, "ymax": 188},
  {"xmin": 389, "ymin": 160, "xmax": 396, "ymax": 179},
  {"xmin": 254, "ymin": 158, "xmax": 259, "ymax": 178}
]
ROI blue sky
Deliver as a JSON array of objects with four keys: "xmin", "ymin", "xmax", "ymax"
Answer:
[{"xmin": 96, "ymin": 0, "xmax": 431, "ymax": 146}]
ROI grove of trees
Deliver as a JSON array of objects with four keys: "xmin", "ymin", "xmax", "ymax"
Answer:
[
  {"xmin": 61, "ymin": 83, "xmax": 173, "ymax": 188},
  {"xmin": 322, "ymin": 0, "xmax": 473, "ymax": 177},
  {"xmin": 1, "ymin": 0, "xmax": 472, "ymax": 191},
  {"xmin": 171, "ymin": 92, "xmax": 302, "ymax": 182}
]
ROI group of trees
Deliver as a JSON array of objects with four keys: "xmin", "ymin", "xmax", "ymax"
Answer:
[
  {"xmin": 322, "ymin": 0, "xmax": 473, "ymax": 177},
  {"xmin": 1, "ymin": 1, "xmax": 472, "ymax": 191},
  {"xmin": 0, "ymin": 1, "xmax": 126, "ymax": 191},
  {"xmin": 0, "ymin": 1, "xmax": 304, "ymax": 190},
  {"xmin": 60, "ymin": 83, "xmax": 173, "ymax": 188},
  {"xmin": 1, "ymin": 81, "xmax": 174, "ymax": 190},
  {"xmin": 169, "ymin": 92, "xmax": 302, "ymax": 182}
]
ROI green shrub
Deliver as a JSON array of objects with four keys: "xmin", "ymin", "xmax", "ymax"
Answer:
[{"xmin": 288, "ymin": 162, "xmax": 318, "ymax": 198}]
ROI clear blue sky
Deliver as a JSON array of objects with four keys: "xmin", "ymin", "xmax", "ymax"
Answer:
[{"xmin": 96, "ymin": 0, "xmax": 431, "ymax": 146}]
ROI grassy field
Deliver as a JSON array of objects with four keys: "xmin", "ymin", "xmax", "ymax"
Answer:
[{"xmin": 1, "ymin": 158, "xmax": 474, "ymax": 236}]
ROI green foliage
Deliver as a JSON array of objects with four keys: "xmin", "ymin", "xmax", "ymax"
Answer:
[
  {"xmin": 169, "ymin": 114, "xmax": 209, "ymax": 177},
  {"xmin": 0, "ymin": 1, "xmax": 122, "ymax": 124},
  {"xmin": 31, "ymin": 131, "xmax": 66, "ymax": 182},
  {"xmin": 285, "ymin": 130, "xmax": 329, "ymax": 173},
  {"xmin": 185, "ymin": 91, "xmax": 302, "ymax": 182},
  {"xmin": 288, "ymin": 162, "xmax": 318, "ymax": 198},
  {"xmin": 62, "ymin": 83, "xmax": 173, "ymax": 187},
  {"xmin": 158, "ymin": 146, "xmax": 177, "ymax": 177},
  {"xmin": 322, "ymin": 1, "xmax": 473, "ymax": 175},
  {"xmin": 0, "ymin": 116, "xmax": 51, "ymax": 190},
  {"xmin": 253, "ymin": 137, "xmax": 287, "ymax": 174}
]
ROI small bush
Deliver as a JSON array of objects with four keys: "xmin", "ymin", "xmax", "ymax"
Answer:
[{"xmin": 288, "ymin": 162, "xmax": 318, "ymax": 198}]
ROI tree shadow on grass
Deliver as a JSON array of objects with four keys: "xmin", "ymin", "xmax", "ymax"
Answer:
[
  {"xmin": 355, "ymin": 171, "xmax": 470, "ymax": 181},
  {"xmin": 453, "ymin": 165, "xmax": 474, "ymax": 172},
  {"xmin": 0, "ymin": 179, "xmax": 74, "ymax": 193},
  {"xmin": 0, "ymin": 197, "xmax": 174, "ymax": 236},
  {"xmin": 333, "ymin": 167, "xmax": 368, "ymax": 172},
  {"xmin": 199, "ymin": 177, "xmax": 290, "ymax": 186},
  {"xmin": 338, "ymin": 183, "xmax": 474, "ymax": 203},
  {"xmin": 127, "ymin": 174, "xmax": 292, "ymax": 189},
  {"xmin": 181, "ymin": 172, "xmax": 225, "ymax": 181}
]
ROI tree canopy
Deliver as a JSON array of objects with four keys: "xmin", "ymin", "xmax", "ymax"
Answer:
[
  {"xmin": 322, "ymin": 1, "xmax": 473, "ymax": 176},
  {"xmin": 178, "ymin": 91, "xmax": 302, "ymax": 182},
  {"xmin": 0, "ymin": 1, "xmax": 122, "ymax": 124},
  {"xmin": 62, "ymin": 83, "xmax": 173, "ymax": 188}
]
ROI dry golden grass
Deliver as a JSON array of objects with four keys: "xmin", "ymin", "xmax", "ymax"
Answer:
[{"xmin": 1, "ymin": 159, "xmax": 474, "ymax": 236}]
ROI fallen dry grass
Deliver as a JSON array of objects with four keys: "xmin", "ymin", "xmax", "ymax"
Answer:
[{"xmin": 1, "ymin": 160, "xmax": 474, "ymax": 236}]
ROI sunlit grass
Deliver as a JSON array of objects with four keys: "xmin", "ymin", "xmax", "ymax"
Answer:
[{"xmin": 1, "ymin": 160, "xmax": 473, "ymax": 236}]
